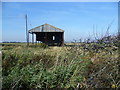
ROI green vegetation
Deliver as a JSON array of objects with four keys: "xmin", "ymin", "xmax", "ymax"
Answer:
[{"xmin": 1, "ymin": 34, "xmax": 120, "ymax": 89}]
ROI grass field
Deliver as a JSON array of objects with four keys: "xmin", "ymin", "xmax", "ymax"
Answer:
[{"xmin": 1, "ymin": 35, "xmax": 120, "ymax": 89}]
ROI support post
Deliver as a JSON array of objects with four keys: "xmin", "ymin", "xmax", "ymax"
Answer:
[
  {"xmin": 45, "ymin": 32, "xmax": 47, "ymax": 45},
  {"xmin": 62, "ymin": 32, "xmax": 64, "ymax": 46},
  {"xmin": 35, "ymin": 33, "xmax": 37, "ymax": 45},
  {"xmin": 25, "ymin": 14, "xmax": 29, "ymax": 46},
  {"xmin": 32, "ymin": 33, "xmax": 34, "ymax": 44}
]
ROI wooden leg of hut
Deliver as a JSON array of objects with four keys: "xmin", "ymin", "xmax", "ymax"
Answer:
[
  {"xmin": 61, "ymin": 32, "xmax": 64, "ymax": 46},
  {"xmin": 32, "ymin": 33, "xmax": 34, "ymax": 44},
  {"xmin": 35, "ymin": 34, "xmax": 37, "ymax": 45},
  {"xmin": 45, "ymin": 32, "xmax": 47, "ymax": 45}
]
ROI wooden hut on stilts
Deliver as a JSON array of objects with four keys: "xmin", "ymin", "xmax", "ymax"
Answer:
[{"xmin": 28, "ymin": 23, "xmax": 64, "ymax": 46}]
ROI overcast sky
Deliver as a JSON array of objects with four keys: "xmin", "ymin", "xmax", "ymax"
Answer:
[{"xmin": 2, "ymin": 2, "xmax": 118, "ymax": 42}]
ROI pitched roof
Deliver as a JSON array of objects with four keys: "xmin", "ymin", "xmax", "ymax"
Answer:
[{"xmin": 29, "ymin": 23, "xmax": 64, "ymax": 33}]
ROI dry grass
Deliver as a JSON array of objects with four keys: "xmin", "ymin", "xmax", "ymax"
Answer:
[{"xmin": 1, "ymin": 34, "xmax": 120, "ymax": 89}]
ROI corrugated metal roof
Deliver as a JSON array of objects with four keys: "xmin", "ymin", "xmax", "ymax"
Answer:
[{"xmin": 29, "ymin": 23, "xmax": 64, "ymax": 33}]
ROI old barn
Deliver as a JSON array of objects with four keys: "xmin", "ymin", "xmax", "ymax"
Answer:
[{"xmin": 28, "ymin": 24, "xmax": 64, "ymax": 46}]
